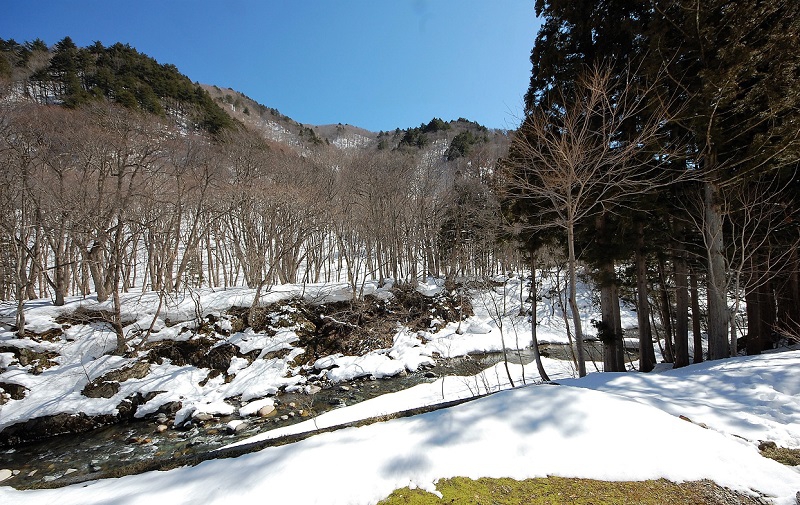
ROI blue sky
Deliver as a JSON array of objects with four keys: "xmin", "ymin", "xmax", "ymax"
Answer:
[{"xmin": 1, "ymin": 1, "xmax": 540, "ymax": 132}]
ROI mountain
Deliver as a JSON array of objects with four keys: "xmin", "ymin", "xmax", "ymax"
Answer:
[
  {"xmin": 0, "ymin": 37, "xmax": 233, "ymax": 134},
  {"xmin": 0, "ymin": 37, "xmax": 508, "ymax": 166},
  {"xmin": 202, "ymin": 83, "xmax": 506, "ymax": 162}
]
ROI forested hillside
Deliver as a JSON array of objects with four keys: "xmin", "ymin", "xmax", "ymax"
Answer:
[
  {"xmin": 0, "ymin": 37, "xmax": 511, "ymax": 353},
  {"xmin": 0, "ymin": 37, "xmax": 233, "ymax": 133},
  {"xmin": 1, "ymin": 2, "xmax": 799, "ymax": 379}
]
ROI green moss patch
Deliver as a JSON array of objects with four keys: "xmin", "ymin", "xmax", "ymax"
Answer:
[{"xmin": 378, "ymin": 476, "xmax": 767, "ymax": 505}]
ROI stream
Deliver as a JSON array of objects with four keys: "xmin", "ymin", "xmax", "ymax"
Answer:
[{"xmin": 0, "ymin": 343, "xmax": 633, "ymax": 488}]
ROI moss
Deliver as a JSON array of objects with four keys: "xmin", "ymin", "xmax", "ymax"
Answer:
[
  {"xmin": 378, "ymin": 476, "xmax": 767, "ymax": 505},
  {"xmin": 759, "ymin": 442, "xmax": 800, "ymax": 466}
]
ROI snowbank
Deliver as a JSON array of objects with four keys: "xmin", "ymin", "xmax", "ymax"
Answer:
[{"xmin": 3, "ymin": 353, "xmax": 800, "ymax": 504}]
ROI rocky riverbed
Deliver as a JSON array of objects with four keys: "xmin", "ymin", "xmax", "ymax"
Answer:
[{"xmin": 1, "ymin": 278, "xmax": 636, "ymax": 489}]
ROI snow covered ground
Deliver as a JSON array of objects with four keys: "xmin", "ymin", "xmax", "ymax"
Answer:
[
  {"xmin": 0, "ymin": 276, "xmax": 607, "ymax": 432},
  {"xmin": 1, "ymin": 350, "xmax": 799, "ymax": 504},
  {"xmin": 2, "ymin": 276, "xmax": 799, "ymax": 504}
]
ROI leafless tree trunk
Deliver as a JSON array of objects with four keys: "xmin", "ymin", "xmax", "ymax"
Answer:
[{"xmin": 529, "ymin": 254, "xmax": 550, "ymax": 381}]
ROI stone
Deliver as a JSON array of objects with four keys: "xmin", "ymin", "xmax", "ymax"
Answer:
[
  {"xmin": 280, "ymin": 415, "xmax": 289, "ymax": 421},
  {"xmin": 0, "ymin": 382, "xmax": 28, "ymax": 400},
  {"xmin": 0, "ymin": 469, "xmax": 12, "ymax": 482},
  {"xmin": 424, "ymin": 371, "xmax": 437, "ymax": 378},
  {"xmin": 64, "ymin": 468, "xmax": 77, "ymax": 475},
  {"xmin": 81, "ymin": 360, "xmax": 151, "ymax": 398},
  {"xmin": 257, "ymin": 405, "xmax": 276, "ymax": 417},
  {"xmin": 0, "ymin": 412, "xmax": 121, "ymax": 447},
  {"xmin": 338, "ymin": 385, "xmax": 350, "ymax": 392},
  {"xmin": 81, "ymin": 380, "xmax": 120, "ymax": 399},
  {"xmin": 288, "ymin": 402, "xmax": 297, "ymax": 408},
  {"xmin": 225, "ymin": 420, "xmax": 247, "ymax": 434},
  {"xmin": 156, "ymin": 424, "xmax": 168, "ymax": 433},
  {"xmin": 193, "ymin": 413, "xmax": 213, "ymax": 422},
  {"xmin": 305, "ymin": 385, "xmax": 322, "ymax": 395}
]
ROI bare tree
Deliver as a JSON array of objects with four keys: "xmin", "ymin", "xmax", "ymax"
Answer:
[
  {"xmin": 685, "ymin": 171, "xmax": 800, "ymax": 357},
  {"xmin": 503, "ymin": 64, "xmax": 683, "ymax": 376}
]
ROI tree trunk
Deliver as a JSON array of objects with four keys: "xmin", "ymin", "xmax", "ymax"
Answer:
[
  {"xmin": 600, "ymin": 259, "xmax": 623, "ymax": 372},
  {"xmin": 111, "ymin": 222, "xmax": 126, "ymax": 356},
  {"xmin": 529, "ymin": 254, "xmax": 550, "ymax": 382},
  {"xmin": 636, "ymin": 223, "xmax": 654, "ymax": 372},
  {"xmin": 566, "ymin": 220, "xmax": 586, "ymax": 377},
  {"xmin": 673, "ymin": 236, "xmax": 690, "ymax": 368},
  {"xmin": 611, "ymin": 282, "xmax": 625, "ymax": 371},
  {"xmin": 15, "ymin": 248, "xmax": 27, "ymax": 337},
  {"xmin": 704, "ymin": 181, "xmax": 730, "ymax": 359},
  {"xmin": 745, "ymin": 277, "xmax": 762, "ymax": 355},
  {"xmin": 88, "ymin": 242, "xmax": 108, "ymax": 303},
  {"xmin": 690, "ymin": 270, "xmax": 704, "ymax": 363},
  {"xmin": 775, "ymin": 249, "xmax": 800, "ymax": 339},
  {"xmin": 51, "ymin": 233, "xmax": 70, "ymax": 306},
  {"xmin": 757, "ymin": 269, "xmax": 776, "ymax": 352},
  {"xmin": 657, "ymin": 256, "xmax": 674, "ymax": 363}
]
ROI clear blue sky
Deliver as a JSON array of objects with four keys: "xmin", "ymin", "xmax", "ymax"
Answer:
[{"xmin": 1, "ymin": 1, "xmax": 540, "ymax": 132}]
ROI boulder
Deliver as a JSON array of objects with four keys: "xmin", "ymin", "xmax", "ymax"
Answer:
[
  {"xmin": 0, "ymin": 381, "xmax": 28, "ymax": 400},
  {"xmin": 82, "ymin": 381, "xmax": 120, "ymax": 399},
  {"xmin": 258, "ymin": 405, "xmax": 276, "ymax": 417},
  {"xmin": 225, "ymin": 420, "xmax": 248, "ymax": 434},
  {"xmin": 81, "ymin": 360, "xmax": 150, "ymax": 398}
]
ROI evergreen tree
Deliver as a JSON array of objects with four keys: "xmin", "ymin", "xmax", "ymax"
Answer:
[
  {"xmin": 650, "ymin": 0, "xmax": 800, "ymax": 358},
  {"xmin": 518, "ymin": 0, "xmax": 654, "ymax": 373},
  {"xmin": 0, "ymin": 37, "xmax": 234, "ymax": 134}
]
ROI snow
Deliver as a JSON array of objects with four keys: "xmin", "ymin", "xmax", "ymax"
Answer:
[
  {"xmin": 226, "ymin": 357, "xmax": 573, "ymax": 447},
  {"xmin": 238, "ymin": 397, "xmax": 274, "ymax": 417},
  {"xmin": 2, "ymin": 277, "xmax": 800, "ymax": 504},
  {"xmin": 561, "ymin": 351, "xmax": 800, "ymax": 449},
  {"xmin": 314, "ymin": 330, "xmax": 435, "ymax": 382},
  {"xmin": 2, "ymin": 352, "xmax": 800, "ymax": 504}
]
